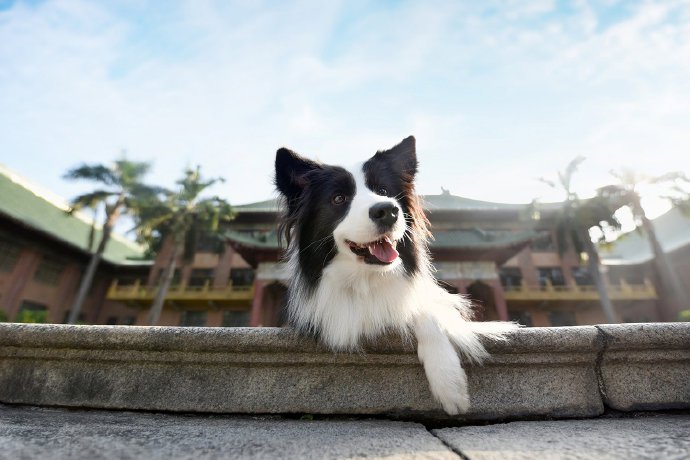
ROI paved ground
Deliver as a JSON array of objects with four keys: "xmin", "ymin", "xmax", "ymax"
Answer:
[
  {"xmin": 435, "ymin": 413, "xmax": 690, "ymax": 460},
  {"xmin": 0, "ymin": 404, "xmax": 689, "ymax": 459}
]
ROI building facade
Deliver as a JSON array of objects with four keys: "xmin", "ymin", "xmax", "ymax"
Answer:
[
  {"xmin": 0, "ymin": 165, "xmax": 148, "ymax": 325},
  {"xmin": 107, "ymin": 193, "xmax": 665, "ymax": 328},
  {"xmin": 3, "ymin": 163, "xmax": 684, "ymax": 328}
]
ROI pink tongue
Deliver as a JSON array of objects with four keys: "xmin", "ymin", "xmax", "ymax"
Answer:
[{"xmin": 368, "ymin": 240, "xmax": 399, "ymax": 263}]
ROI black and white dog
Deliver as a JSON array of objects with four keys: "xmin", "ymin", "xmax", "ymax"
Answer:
[{"xmin": 275, "ymin": 136, "xmax": 516, "ymax": 414}]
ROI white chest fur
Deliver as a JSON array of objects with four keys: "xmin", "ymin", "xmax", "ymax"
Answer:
[{"xmin": 288, "ymin": 255, "xmax": 425, "ymax": 350}]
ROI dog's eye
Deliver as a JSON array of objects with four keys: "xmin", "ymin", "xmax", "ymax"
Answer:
[
  {"xmin": 332, "ymin": 194, "xmax": 347, "ymax": 205},
  {"xmin": 376, "ymin": 186, "xmax": 388, "ymax": 196}
]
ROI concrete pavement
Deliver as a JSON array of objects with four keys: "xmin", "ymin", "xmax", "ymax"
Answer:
[{"xmin": 1, "ymin": 405, "xmax": 689, "ymax": 459}]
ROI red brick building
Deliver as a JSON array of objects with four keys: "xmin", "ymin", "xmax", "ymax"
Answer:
[
  {"xmin": 0, "ymin": 165, "xmax": 148, "ymax": 325},
  {"xmin": 212, "ymin": 193, "xmax": 661, "ymax": 327},
  {"xmin": 3, "ymin": 164, "xmax": 685, "ymax": 328}
]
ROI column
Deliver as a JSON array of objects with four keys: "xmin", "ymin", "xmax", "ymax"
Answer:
[
  {"xmin": 488, "ymin": 279, "xmax": 509, "ymax": 321},
  {"xmin": 54, "ymin": 264, "xmax": 81, "ymax": 323},
  {"xmin": 250, "ymin": 279, "xmax": 265, "ymax": 327},
  {"xmin": 3, "ymin": 249, "xmax": 41, "ymax": 319},
  {"xmin": 213, "ymin": 244, "xmax": 234, "ymax": 288},
  {"xmin": 456, "ymin": 279, "xmax": 469, "ymax": 295}
]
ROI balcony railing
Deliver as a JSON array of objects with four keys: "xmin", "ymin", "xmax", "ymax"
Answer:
[
  {"xmin": 504, "ymin": 279, "xmax": 657, "ymax": 301},
  {"xmin": 106, "ymin": 279, "xmax": 254, "ymax": 304}
]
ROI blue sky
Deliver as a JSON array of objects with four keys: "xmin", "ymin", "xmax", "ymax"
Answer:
[{"xmin": 1, "ymin": 0, "xmax": 690, "ymax": 224}]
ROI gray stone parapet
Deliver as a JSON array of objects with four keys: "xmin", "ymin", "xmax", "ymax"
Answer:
[{"xmin": 0, "ymin": 323, "xmax": 688, "ymax": 420}]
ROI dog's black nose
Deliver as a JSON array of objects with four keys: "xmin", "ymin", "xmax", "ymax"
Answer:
[{"xmin": 369, "ymin": 202, "xmax": 399, "ymax": 228}]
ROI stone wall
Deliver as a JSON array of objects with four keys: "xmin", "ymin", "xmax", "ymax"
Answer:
[{"xmin": 0, "ymin": 323, "xmax": 688, "ymax": 420}]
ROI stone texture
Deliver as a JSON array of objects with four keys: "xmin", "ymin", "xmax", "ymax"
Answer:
[
  {"xmin": 0, "ymin": 404, "xmax": 457, "ymax": 460},
  {"xmin": 597, "ymin": 323, "xmax": 690, "ymax": 411},
  {"xmin": 5, "ymin": 323, "xmax": 689, "ymax": 419},
  {"xmin": 434, "ymin": 413, "xmax": 690, "ymax": 459},
  {"xmin": 0, "ymin": 323, "xmax": 605, "ymax": 420}
]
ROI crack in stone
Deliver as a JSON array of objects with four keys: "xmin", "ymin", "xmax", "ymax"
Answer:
[
  {"xmin": 427, "ymin": 427, "xmax": 471, "ymax": 460},
  {"xmin": 594, "ymin": 326, "xmax": 614, "ymax": 409}
]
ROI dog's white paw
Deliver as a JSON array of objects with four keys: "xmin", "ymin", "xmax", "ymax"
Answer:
[
  {"xmin": 427, "ymin": 369, "xmax": 470, "ymax": 415},
  {"xmin": 415, "ymin": 311, "xmax": 472, "ymax": 415}
]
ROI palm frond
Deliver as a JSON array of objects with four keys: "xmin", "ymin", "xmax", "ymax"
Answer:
[
  {"xmin": 649, "ymin": 171, "xmax": 690, "ymax": 185},
  {"xmin": 560, "ymin": 155, "xmax": 586, "ymax": 193},
  {"xmin": 115, "ymin": 160, "xmax": 152, "ymax": 188},
  {"xmin": 67, "ymin": 190, "xmax": 114, "ymax": 213},
  {"xmin": 537, "ymin": 177, "xmax": 556, "ymax": 189},
  {"xmin": 63, "ymin": 164, "xmax": 118, "ymax": 185}
]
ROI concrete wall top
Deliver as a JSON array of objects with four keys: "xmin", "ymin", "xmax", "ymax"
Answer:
[{"xmin": 0, "ymin": 322, "xmax": 688, "ymax": 420}]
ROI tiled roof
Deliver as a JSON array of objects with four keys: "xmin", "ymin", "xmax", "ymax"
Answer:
[
  {"xmin": 234, "ymin": 199, "xmax": 283, "ymax": 213},
  {"xmin": 224, "ymin": 230, "xmax": 282, "ymax": 249},
  {"xmin": 234, "ymin": 194, "xmax": 561, "ymax": 214},
  {"xmin": 224, "ymin": 228, "xmax": 540, "ymax": 251},
  {"xmin": 0, "ymin": 164, "xmax": 148, "ymax": 265},
  {"xmin": 431, "ymin": 229, "xmax": 541, "ymax": 249},
  {"xmin": 601, "ymin": 207, "xmax": 690, "ymax": 265}
]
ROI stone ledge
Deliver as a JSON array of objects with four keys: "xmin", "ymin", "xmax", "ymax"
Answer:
[
  {"xmin": 0, "ymin": 323, "xmax": 688, "ymax": 420},
  {"xmin": 596, "ymin": 323, "xmax": 690, "ymax": 411}
]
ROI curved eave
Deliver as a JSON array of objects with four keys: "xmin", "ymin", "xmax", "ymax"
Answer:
[{"xmin": 432, "ymin": 239, "xmax": 534, "ymax": 265}]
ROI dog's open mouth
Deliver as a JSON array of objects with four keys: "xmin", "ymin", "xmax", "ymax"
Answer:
[{"xmin": 346, "ymin": 236, "xmax": 399, "ymax": 265}]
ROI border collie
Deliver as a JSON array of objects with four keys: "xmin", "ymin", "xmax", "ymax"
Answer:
[{"xmin": 275, "ymin": 136, "xmax": 516, "ymax": 414}]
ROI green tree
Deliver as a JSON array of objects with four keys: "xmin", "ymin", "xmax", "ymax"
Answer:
[
  {"xmin": 64, "ymin": 159, "xmax": 156, "ymax": 324},
  {"xmin": 538, "ymin": 156, "xmax": 621, "ymax": 323},
  {"xmin": 598, "ymin": 169, "xmax": 690, "ymax": 319},
  {"xmin": 134, "ymin": 166, "xmax": 235, "ymax": 326}
]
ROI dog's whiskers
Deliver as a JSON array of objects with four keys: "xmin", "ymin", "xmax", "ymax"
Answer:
[{"xmin": 298, "ymin": 235, "xmax": 333, "ymax": 253}]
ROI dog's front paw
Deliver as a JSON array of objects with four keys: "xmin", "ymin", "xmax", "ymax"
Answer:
[
  {"xmin": 415, "ymin": 311, "xmax": 473, "ymax": 415},
  {"xmin": 418, "ymin": 341, "xmax": 472, "ymax": 415},
  {"xmin": 428, "ymin": 371, "xmax": 470, "ymax": 415}
]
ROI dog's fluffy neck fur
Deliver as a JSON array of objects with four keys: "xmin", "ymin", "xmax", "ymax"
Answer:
[{"xmin": 286, "ymin": 241, "xmax": 430, "ymax": 350}]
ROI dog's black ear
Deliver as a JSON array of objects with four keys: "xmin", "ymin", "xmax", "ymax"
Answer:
[
  {"xmin": 275, "ymin": 147, "xmax": 320, "ymax": 200},
  {"xmin": 373, "ymin": 135, "xmax": 418, "ymax": 179}
]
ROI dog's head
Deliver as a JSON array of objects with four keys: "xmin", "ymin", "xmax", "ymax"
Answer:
[{"xmin": 275, "ymin": 136, "xmax": 428, "ymax": 286}]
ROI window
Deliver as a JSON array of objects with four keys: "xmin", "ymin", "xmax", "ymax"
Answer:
[
  {"xmin": 105, "ymin": 316, "xmax": 136, "ymax": 325},
  {"xmin": 509, "ymin": 311, "xmax": 533, "ymax": 327},
  {"xmin": 537, "ymin": 267, "xmax": 566, "ymax": 287},
  {"xmin": 530, "ymin": 234, "xmax": 556, "ymax": 252},
  {"xmin": 180, "ymin": 310, "xmax": 207, "ymax": 327},
  {"xmin": 230, "ymin": 268, "xmax": 255, "ymax": 287},
  {"xmin": 121, "ymin": 316, "xmax": 137, "ymax": 326},
  {"xmin": 548, "ymin": 311, "xmax": 577, "ymax": 327},
  {"xmin": 33, "ymin": 256, "xmax": 64, "ymax": 285},
  {"xmin": 499, "ymin": 267, "xmax": 523, "ymax": 289},
  {"xmin": 188, "ymin": 268, "xmax": 214, "ymax": 287},
  {"xmin": 156, "ymin": 268, "xmax": 181, "ymax": 285},
  {"xmin": 116, "ymin": 277, "xmax": 141, "ymax": 287},
  {"xmin": 609, "ymin": 271, "xmax": 644, "ymax": 286},
  {"xmin": 0, "ymin": 240, "xmax": 21, "ymax": 272},
  {"xmin": 62, "ymin": 310, "xmax": 86, "ymax": 324},
  {"xmin": 16, "ymin": 301, "xmax": 48, "ymax": 323},
  {"xmin": 222, "ymin": 310, "xmax": 250, "ymax": 327},
  {"xmin": 196, "ymin": 234, "xmax": 222, "ymax": 252},
  {"xmin": 571, "ymin": 266, "xmax": 593, "ymax": 286}
]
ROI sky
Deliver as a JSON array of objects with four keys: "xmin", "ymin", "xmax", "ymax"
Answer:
[{"xmin": 1, "ymin": 0, "xmax": 690, "ymax": 227}]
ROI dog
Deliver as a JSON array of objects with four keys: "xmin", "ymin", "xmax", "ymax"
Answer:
[{"xmin": 274, "ymin": 135, "xmax": 516, "ymax": 414}]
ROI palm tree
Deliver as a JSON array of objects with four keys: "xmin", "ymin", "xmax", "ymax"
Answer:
[
  {"xmin": 538, "ymin": 156, "xmax": 621, "ymax": 323},
  {"xmin": 134, "ymin": 166, "xmax": 235, "ymax": 326},
  {"xmin": 598, "ymin": 169, "xmax": 690, "ymax": 319},
  {"xmin": 64, "ymin": 159, "xmax": 156, "ymax": 324}
]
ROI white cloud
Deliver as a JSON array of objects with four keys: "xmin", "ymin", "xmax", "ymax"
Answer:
[{"xmin": 1, "ymin": 0, "xmax": 689, "ymax": 222}]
